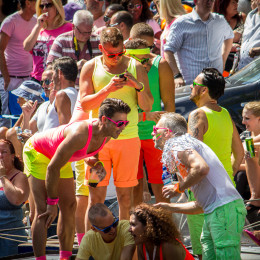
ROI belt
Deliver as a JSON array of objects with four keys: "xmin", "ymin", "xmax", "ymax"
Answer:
[{"xmin": 0, "ymin": 75, "xmax": 30, "ymax": 79}]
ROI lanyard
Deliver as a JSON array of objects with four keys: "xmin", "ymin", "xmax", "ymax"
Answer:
[
  {"xmin": 73, "ymin": 35, "xmax": 93, "ymax": 61},
  {"xmin": 73, "ymin": 35, "xmax": 80, "ymax": 61}
]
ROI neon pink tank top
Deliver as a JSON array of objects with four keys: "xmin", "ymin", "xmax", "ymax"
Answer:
[{"xmin": 31, "ymin": 120, "xmax": 107, "ymax": 161}]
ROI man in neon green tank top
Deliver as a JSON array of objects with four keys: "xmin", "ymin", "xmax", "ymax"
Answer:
[
  {"xmin": 78, "ymin": 27, "xmax": 153, "ymax": 228},
  {"xmin": 186, "ymin": 68, "xmax": 244, "ymax": 259}
]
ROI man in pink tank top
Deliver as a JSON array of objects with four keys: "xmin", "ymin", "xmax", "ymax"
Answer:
[{"xmin": 23, "ymin": 98, "xmax": 131, "ymax": 260}]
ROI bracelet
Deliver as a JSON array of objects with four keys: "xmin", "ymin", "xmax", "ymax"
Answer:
[
  {"xmin": 94, "ymin": 160, "xmax": 104, "ymax": 167},
  {"xmin": 0, "ymin": 175, "xmax": 6, "ymax": 180},
  {"xmin": 136, "ymin": 82, "xmax": 144, "ymax": 92},
  {"xmin": 174, "ymin": 73, "xmax": 183, "ymax": 79},
  {"xmin": 143, "ymin": 112, "xmax": 146, "ymax": 121},
  {"xmin": 46, "ymin": 197, "xmax": 59, "ymax": 205},
  {"xmin": 173, "ymin": 182, "xmax": 184, "ymax": 194}
]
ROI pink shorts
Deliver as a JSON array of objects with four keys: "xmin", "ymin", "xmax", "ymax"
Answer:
[
  {"xmin": 137, "ymin": 139, "xmax": 163, "ymax": 184},
  {"xmin": 85, "ymin": 138, "xmax": 141, "ymax": 187}
]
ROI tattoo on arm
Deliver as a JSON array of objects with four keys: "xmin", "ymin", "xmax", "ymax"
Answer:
[{"xmin": 189, "ymin": 112, "xmax": 200, "ymax": 138}]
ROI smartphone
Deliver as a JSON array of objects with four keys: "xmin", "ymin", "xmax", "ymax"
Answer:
[{"xmin": 119, "ymin": 73, "xmax": 127, "ymax": 81}]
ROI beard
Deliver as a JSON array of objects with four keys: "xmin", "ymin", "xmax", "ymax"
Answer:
[{"xmin": 189, "ymin": 88, "xmax": 203, "ymax": 104}]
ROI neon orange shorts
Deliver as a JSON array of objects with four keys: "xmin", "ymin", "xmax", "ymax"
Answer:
[
  {"xmin": 137, "ymin": 139, "xmax": 163, "ymax": 184},
  {"xmin": 85, "ymin": 138, "xmax": 140, "ymax": 187}
]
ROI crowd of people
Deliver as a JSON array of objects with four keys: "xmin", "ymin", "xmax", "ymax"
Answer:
[{"xmin": 0, "ymin": 0, "xmax": 260, "ymax": 259}]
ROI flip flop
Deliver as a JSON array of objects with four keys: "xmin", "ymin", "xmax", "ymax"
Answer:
[
  {"xmin": 244, "ymin": 230, "xmax": 260, "ymax": 246},
  {"xmin": 245, "ymin": 203, "xmax": 260, "ymax": 214}
]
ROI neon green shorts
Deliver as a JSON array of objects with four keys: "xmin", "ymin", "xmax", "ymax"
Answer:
[
  {"xmin": 75, "ymin": 159, "xmax": 89, "ymax": 196},
  {"xmin": 201, "ymin": 199, "xmax": 246, "ymax": 260},
  {"xmin": 186, "ymin": 190, "xmax": 204, "ymax": 255},
  {"xmin": 23, "ymin": 139, "xmax": 73, "ymax": 180}
]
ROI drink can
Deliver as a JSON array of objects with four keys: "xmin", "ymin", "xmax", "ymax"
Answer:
[{"xmin": 245, "ymin": 137, "xmax": 255, "ymax": 158}]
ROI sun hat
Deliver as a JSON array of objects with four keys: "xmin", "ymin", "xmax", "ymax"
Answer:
[{"xmin": 11, "ymin": 80, "xmax": 45, "ymax": 103}]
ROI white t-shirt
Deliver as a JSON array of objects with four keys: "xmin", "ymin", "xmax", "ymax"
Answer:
[
  {"xmin": 31, "ymin": 101, "xmax": 50, "ymax": 132},
  {"xmin": 162, "ymin": 134, "xmax": 242, "ymax": 214}
]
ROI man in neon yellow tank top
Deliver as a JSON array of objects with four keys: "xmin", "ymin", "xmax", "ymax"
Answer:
[
  {"xmin": 78, "ymin": 27, "xmax": 153, "ymax": 228},
  {"xmin": 186, "ymin": 68, "xmax": 244, "ymax": 259}
]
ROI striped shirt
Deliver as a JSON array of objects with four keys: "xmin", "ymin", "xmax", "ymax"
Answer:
[
  {"xmin": 47, "ymin": 30, "xmax": 101, "ymax": 88},
  {"xmin": 237, "ymin": 8, "xmax": 260, "ymax": 70},
  {"xmin": 164, "ymin": 9, "xmax": 234, "ymax": 84}
]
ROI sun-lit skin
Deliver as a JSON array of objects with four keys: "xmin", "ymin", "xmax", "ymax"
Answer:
[
  {"xmin": 17, "ymin": 96, "xmax": 27, "ymax": 107},
  {"xmin": 104, "ymin": 112, "xmax": 128, "ymax": 139},
  {"xmin": 40, "ymin": 0, "xmax": 57, "ymax": 22},
  {"xmin": 41, "ymin": 70, "xmax": 53, "ymax": 98},
  {"xmin": 0, "ymin": 142, "xmax": 15, "ymax": 172},
  {"xmin": 151, "ymin": 120, "xmax": 169, "ymax": 150},
  {"xmin": 100, "ymin": 42, "xmax": 125, "ymax": 67},
  {"xmin": 104, "ymin": 8, "xmax": 117, "ymax": 27},
  {"xmin": 127, "ymin": 0, "xmax": 143, "ymax": 23},
  {"xmin": 129, "ymin": 214, "xmax": 146, "ymax": 245},
  {"xmin": 73, "ymin": 23, "xmax": 93, "ymax": 43},
  {"xmin": 195, "ymin": 0, "xmax": 215, "ymax": 21},
  {"xmin": 226, "ymin": 0, "xmax": 238, "ymax": 18},
  {"xmin": 92, "ymin": 212, "xmax": 118, "ymax": 243},
  {"xmin": 189, "ymin": 74, "xmax": 205, "ymax": 105},
  {"xmin": 242, "ymin": 109, "xmax": 260, "ymax": 136}
]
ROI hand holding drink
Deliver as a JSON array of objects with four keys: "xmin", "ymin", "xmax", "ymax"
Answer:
[{"xmin": 88, "ymin": 161, "xmax": 106, "ymax": 188}]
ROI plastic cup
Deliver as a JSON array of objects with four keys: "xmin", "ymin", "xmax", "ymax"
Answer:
[{"xmin": 88, "ymin": 168, "xmax": 101, "ymax": 188}]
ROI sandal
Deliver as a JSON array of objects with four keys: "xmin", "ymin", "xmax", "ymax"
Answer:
[{"xmin": 244, "ymin": 230, "xmax": 260, "ymax": 246}]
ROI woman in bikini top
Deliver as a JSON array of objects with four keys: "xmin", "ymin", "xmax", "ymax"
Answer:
[{"xmin": 129, "ymin": 203, "xmax": 195, "ymax": 260}]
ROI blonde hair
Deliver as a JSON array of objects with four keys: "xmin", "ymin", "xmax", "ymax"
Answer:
[
  {"xmin": 36, "ymin": 0, "xmax": 65, "ymax": 29},
  {"xmin": 160, "ymin": 0, "xmax": 186, "ymax": 21},
  {"xmin": 244, "ymin": 101, "xmax": 260, "ymax": 117}
]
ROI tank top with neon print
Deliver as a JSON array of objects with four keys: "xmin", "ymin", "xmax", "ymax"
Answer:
[
  {"xmin": 92, "ymin": 56, "xmax": 138, "ymax": 140},
  {"xmin": 200, "ymin": 106, "xmax": 234, "ymax": 184}
]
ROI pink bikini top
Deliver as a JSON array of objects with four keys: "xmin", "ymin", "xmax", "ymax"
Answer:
[{"xmin": 32, "ymin": 120, "xmax": 107, "ymax": 162}]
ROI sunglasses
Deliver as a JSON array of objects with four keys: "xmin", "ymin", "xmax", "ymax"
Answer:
[
  {"xmin": 39, "ymin": 2, "xmax": 54, "ymax": 9},
  {"xmin": 103, "ymin": 15, "xmax": 111, "ymax": 22},
  {"xmin": 131, "ymin": 55, "xmax": 149, "ymax": 65},
  {"xmin": 40, "ymin": 79, "xmax": 52, "ymax": 86},
  {"xmin": 108, "ymin": 22, "xmax": 119, "ymax": 28},
  {"xmin": 105, "ymin": 116, "xmax": 129, "ymax": 128},
  {"xmin": 148, "ymin": 43, "xmax": 155, "ymax": 50},
  {"xmin": 153, "ymin": 126, "xmax": 173, "ymax": 134},
  {"xmin": 102, "ymin": 46, "xmax": 126, "ymax": 59},
  {"xmin": 127, "ymin": 3, "xmax": 142, "ymax": 10},
  {"xmin": 75, "ymin": 26, "xmax": 92, "ymax": 36},
  {"xmin": 192, "ymin": 81, "xmax": 207, "ymax": 88},
  {"xmin": 92, "ymin": 217, "xmax": 119, "ymax": 233}
]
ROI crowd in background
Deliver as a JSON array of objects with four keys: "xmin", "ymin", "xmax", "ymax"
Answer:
[{"xmin": 0, "ymin": 0, "xmax": 260, "ymax": 259}]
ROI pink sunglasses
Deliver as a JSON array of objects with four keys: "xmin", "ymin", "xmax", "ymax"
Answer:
[{"xmin": 106, "ymin": 116, "xmax": 129, "ymax": 128}]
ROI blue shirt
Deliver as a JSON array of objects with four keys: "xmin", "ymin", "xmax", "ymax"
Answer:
[
  {"xmin": 164, "ymin": 9, "xmax": 234, "ymax": 84},
  {"xmin": 238, "ymin": 8, "xmax": 260, "ymax": 70}
]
